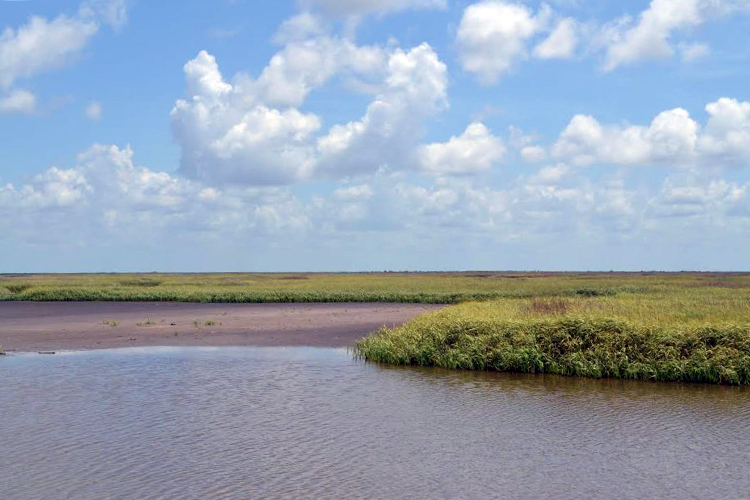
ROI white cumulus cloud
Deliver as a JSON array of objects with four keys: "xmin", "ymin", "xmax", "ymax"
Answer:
[
  {"xmin": 600, "ymin": 0, "xmax": 750, "ymax": 70},
  {"xmin": 647, "ymin": 176, "xmax": 748, "ymax": 219},
  {"xmin": 0, "ymin": 15, "xmax": 98, "ymax": 90},
  {"xmin": 457, "ymin": 1, "xmax": 551, "ymax": 84},
  {"xmin": 552, "ymin": 108, "xmax": 699, "ymax": 166},
  {"xmin": 237, "ymin": 31, "xmax": 387, "ymax": 107},
  {"xmin": 316, "ymin": 43, "xmax": 448, "ymax": 177},
  {"xmin": 0, "ymin": 144, "xmax": 313, "ymax": 241},
  {"xmin": 171, "ymin": 51, "xmax": 322, "ymax": 185},
  {"xmin": 697, "ymin": 98, "xmax": 750, "ymax": 165},
  {"xmin": 171, "ymin": 39, "xmax": 447, "ymax": 185},
  {"xmin": 550, "ymin": 97, "xmax": 750, "ymax": 169},
  {"xmin": 0, "ymin": 1, "xmax": 128, "ymax": 90},
  {"xmin": 419, "ymin": 123, "xmax": 506, "ymax": 175}
]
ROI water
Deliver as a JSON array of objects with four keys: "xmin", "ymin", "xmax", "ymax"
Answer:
[{"xmin": 1, "ymin": 348, "xmax": 749, "ymax": 500}]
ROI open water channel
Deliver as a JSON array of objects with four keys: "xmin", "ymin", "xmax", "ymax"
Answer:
[{"xmin": 1, "ymin": 347, "xmax": 748, "ymax": 499}]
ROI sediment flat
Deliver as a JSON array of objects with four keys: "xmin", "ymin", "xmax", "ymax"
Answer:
[{"xmin": 0, "ymin": 302, "xmax": 441, "ymax": 353}]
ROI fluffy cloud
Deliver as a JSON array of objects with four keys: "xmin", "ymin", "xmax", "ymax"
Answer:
[
  {"xmin": 454, "ymin": 0, "xmax": 749, "ymax": 76},
  {"xmin": 170, "ymin": 24, "xmax": 394, "ymax": 186},
  {"xmin": 601, "ymin": 0, "xmax": 750, "ymax": 70},
  {"xmin": 552, "ymin": 108, "xmax": 698, "ymax": 166},
  {"xmin": 419, "ymin": 123, "xmax": 506, "ymax": 175},
  {"xmin": 0, "ymin": 144, "xmax": 510, "ymax": 243},
  {"xmin": 647, "ymin": 176, "xmax": 749, "ymax": 219},
  {"xmin": 237, "ymin": 31, "xmax": 387, "ymax": 107},
  {"xmin": 316, "ymin": 43, "xmax": 448, "ymax": 177},
  {"xmin": 3, "ymin": 141, "xmax": 750, "ymax": 270},
  {"xmin": 394, "ymin": 179, "xmax": 510, "ymax": 231},
  {"xmin": 0, "ymin": 0, "xmax": 126, "ymax": 123},
  {"xmin": 549, "ymin": 98, "xmax": 750, "ymax": 168},
  {"xmin": 0, "ymin": 1, "xmax": 127, "ymax": 90},
  {"xmin": 0, "ymin": 15, "xmax": 98, "ymax": 90},
  {"xmin": 0, "ymin": 89, "xmax": 36, "ymax": 114},
  {"xmin": 457, "ymin": 1, "xmax": 550, "ymax": 84},
  {"xmin": 173, "ymin": 39, "xmax": 448, "ymax": 185},
  {"xmin": 171, "ymin": 51, "xmax": 322, "ymax": 186},
  {"xmin": 0, "ymin": 144, "xmax": 311, "ymax": 240},
  {"xmin": 0, "ymin": 144, "xmax": 186, "ymax": 212},
  {"xmin": 533, "ymin": 18, "xmax": 578, "ymax": 60},
  {"xmin": 697, "ymin": 98, "xmax": 750, "ymax": 165},
  {"xmin": 0, "ymin": 167, "xmax": 91, "ymax": 210},
  {"xmin": 273, "ymin": 12, "xmax": 327, "ymax": 44}
]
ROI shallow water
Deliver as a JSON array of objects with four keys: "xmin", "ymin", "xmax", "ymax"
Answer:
[{"xmin": 1, "ymin": 347, "xmax": 749, "ymax": 500}]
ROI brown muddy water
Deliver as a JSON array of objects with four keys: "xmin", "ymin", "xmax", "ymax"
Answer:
[{"xmin": 1, "ymin": 348, "xmax": 749, "ymax": 500}]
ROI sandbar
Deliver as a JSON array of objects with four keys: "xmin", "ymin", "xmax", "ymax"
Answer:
[{"xmin": 0, "ymin": 302, "xmax": 441, "ymax": 353}]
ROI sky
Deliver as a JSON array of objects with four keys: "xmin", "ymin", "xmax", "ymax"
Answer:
[{"xmin": 1, "ymin": 0, "xmax": 750, "ymax": 272}]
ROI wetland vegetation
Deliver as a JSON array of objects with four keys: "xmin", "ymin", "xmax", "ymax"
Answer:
[
  {"xmin": 354, "ymin": 282, "xmax": 750, "ymax": 385},
  {"xmin": 1, "ymin": 271, "xmax": 748, "ymax": 304},
  {"xmin": 2, "ymin": 271, "xmax": 749, "ymax": 384}
]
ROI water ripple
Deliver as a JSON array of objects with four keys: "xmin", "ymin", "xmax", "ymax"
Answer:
[{"xmin": 1, "ymin": 348, "xmax": 749, "ymax": 500}]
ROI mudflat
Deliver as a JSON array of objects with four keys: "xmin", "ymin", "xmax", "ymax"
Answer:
[{"xmin": 0, "ymin": 302, "xmax": 441, "ymax": 352}]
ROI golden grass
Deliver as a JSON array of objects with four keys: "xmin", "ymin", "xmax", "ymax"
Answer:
[
  {"xmin": 1, "ymin": 271, "xmax": 749, "ymax": 304},
  {"xmin": 354, "ymin": 282, "xmax": 750, "ymax": 385}
]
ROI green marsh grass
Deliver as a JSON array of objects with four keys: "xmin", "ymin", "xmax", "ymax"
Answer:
[
  {"xmin": 1, "ymin": 271, "xmax": 749, "ymax": 304},
  {"xmin": 2, "ymin": 272, "xmax": 749, "ymax": 384},
  {"xmin": 354, "ymin": 295, "xmax": 750, "ymax": 385}
]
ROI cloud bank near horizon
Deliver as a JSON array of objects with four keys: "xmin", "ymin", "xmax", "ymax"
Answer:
[{"xmin": 1, "ymin": 0, "xmax": 749, "ymax": 270}]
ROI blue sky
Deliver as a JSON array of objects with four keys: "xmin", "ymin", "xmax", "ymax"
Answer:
[{"xmin": 1, "ymin": 0, "xmax": 750, "ymax": 271}]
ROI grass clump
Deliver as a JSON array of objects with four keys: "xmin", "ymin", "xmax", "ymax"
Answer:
[
  {"xmin": 102, "ymin": 319, "xmax": 120, "ymax": 327},
  {"xmin": 5, "ymin": 283, "xmax": 32, "ymax": 294},
  {"xmin": 354, "ymin": 297, "xmax": 750, "ymax": 385},
  {"xmin": 136, "ymin": 319, "xmax": 156, "ymax": 327},
  {"xmin": 118, "ymin": 279, "xmax": 163, "ymax": 287},
  {"xmin": 193, "ymin": 318, "xmax": 220, "ymax": 327}
]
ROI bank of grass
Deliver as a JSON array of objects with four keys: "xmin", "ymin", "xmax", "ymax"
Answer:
[
  {"xmin": 354, "ymin": 296, "xmax": 750, "ymax": 385},
  {"xmin": 3, "ymin": 272, "xmax": 750, "ymax": 383},
  {"xmin": 1, "ymin": 271, "xmax": 749, "ymax": 304}
]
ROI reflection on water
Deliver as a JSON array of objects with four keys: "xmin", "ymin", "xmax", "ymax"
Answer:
[{"xmin": 1, "ymin": 347, "xmax": 749, "ymax": 500}]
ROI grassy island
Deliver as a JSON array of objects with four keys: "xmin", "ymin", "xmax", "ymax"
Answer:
[{"xmin": 354, "ymin": 287, "xmax": 750, "ymax": 385}]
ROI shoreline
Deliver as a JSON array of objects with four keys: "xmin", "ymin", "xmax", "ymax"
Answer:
[{"xmin": 0, "ymin": 302, "xmax": 442, "ymax": 353}]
